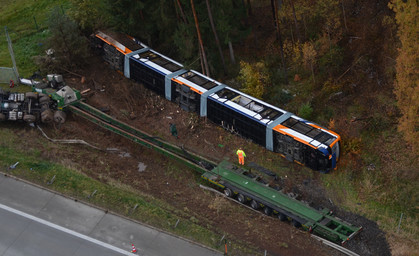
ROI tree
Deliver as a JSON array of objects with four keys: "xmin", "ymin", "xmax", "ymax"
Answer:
[
  {"xmin": 271, "ymin": 0, "xmax": 288, "ymax": 84},
  {"xmin": 46, "ymin": 7, "xmax": 89, "ymax": 68},
  {"xmin": 238, "ymin": 61, "xmax": 269, "ymax": 99},
  {"xmin": 205, "ymin": 0, "xmax": 227, "ymax": 74},
  {"xmin": 302, "ymin": 41, "xmax": 317, "ymax": 84},
  {"xmin": 190, "ymin": 0, "xmax": 210, "ymax": 76},
  {"xmin": 175, "ymin": 0, "xmax": 188, "ymax": 24},
  {"xmin": 289, "ymin": 0, "xmax": 301, "ymax": 42},
  {"xmin": 69, "ymin": 0, "xmax": 106, "ymax": 32},
  {"xmin": 389, "ymin": 0, "xmax": 419, "ymax": 152}
]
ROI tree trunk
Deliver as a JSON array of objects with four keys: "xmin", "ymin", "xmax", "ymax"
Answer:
[
  {"xmin": 247, "ymin": 0, "xmax": 252, "ymax": 16},
  {"xmin": 199, "ymin": 42, "xmax": 205, "ymax": 75},
  {"xmin": 271, "ymin": 0, "xmax": 276, "ymax": 26},
  {"xmin": 302, "ymin": 13, "xmax": 307, "ymax": 39},
  {"xmin": 289, "ymin": 22, "xmax": 295, "ymax": 44},
  {"xmin": 272, "ymin": 0, "xmax": 288, "ymax": 84},
  {"xmin": 289, "ymin": 0, "xmax": 300, "ymax": 42},
  {"xmin": 205, "ymin": 0, "xmax": 227, "ymax": 74},
  {"xmin": 310, "ymin": 62, "xmax": 315, "ymax": 84},
  {"xmin": 228, "ymin": 41, "xmax": 235, "ymax": 64},
  {"xmin": 174, "ymin": 0, "xmax": 180, "ymax": 22},
  {"xmin": 341, "ymin": 0, "xmax": 348, "ymax": 32},
  {"xmin": 176, "ymin": 0, "xmax": 188, "ymax": 24},
  {"xmin": 191, "ymin": 0, "xmax": 210, "ymax": 76}
]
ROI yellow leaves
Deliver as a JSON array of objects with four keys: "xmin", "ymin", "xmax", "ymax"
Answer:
[
  {"xmin": 237, "ymin": 61, "xmax": 269, "ymax": 99},
  {"xmin": 390, "ymin": 0, "xmax": 419, "ymax": 152},
  {"xmin": 328, "ymin": 118, "xmax": 336, "ymax": 130},
  {"xmin": 302, "ymin": 41, "xmax": 317, "ymax": 67}
]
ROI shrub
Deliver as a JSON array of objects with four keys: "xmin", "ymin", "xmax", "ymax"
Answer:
[{"xmin": 298, "ymin": 102, "xmax": 313, "ymax": 120}]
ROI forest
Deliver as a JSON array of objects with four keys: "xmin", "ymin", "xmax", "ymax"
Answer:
[{"xmin": 0, "ymin": 0, "xmax": 418, "ymax": 255}]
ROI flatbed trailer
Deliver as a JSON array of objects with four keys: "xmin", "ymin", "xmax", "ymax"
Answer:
[
  {"xmin": 68, "ymin": 101, "xmax": 216, "ymax": 174},
  {"xmin": 66, "ymin": 100, "xmax": 362, "ymax": 245},
  {"xmin": 202, "ymin": 161, "xmax": 362, "ymax": 245}
]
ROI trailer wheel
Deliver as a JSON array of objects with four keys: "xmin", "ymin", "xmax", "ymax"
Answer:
[
  {"xmin": 0, "ymin": 113, "xmax": 5, "ymax": 121},
  {"xmin": 278, "ymin": 213, "xmax": 287, "ymax": 221},
  {"xmin": 292, "ymin": 219, "xmax": 301, "ymax": 228},
  {"xmin": 250, "ymin": 200, "xmax": 259, "ymax": 210},
  {"xmin": 263, "ymin": 207, "xmax": 272, "ymax": 216},
  {"xmin": 237, "ymin": 194, "xmax": 245, "ymax": 204},
  {"xmin": 23, "ymin": 114, "xmax": 36, "ymax": 123},
  {"xmin": 224, "ymin": 188, "xmax": 232, "ymax": 197},
  {"xmin": 25, "ymin": 92, "xmax": 38, "ymax": 100}
]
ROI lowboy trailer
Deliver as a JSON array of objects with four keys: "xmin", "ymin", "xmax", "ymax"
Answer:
[{"xmin": 202, "ymin": 161, "xmax": 362, "ymax": 245}]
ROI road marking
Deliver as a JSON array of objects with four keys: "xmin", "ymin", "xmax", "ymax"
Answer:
[{"xmin": 0, "ymin": 203, "xmax": 137, "ymax": 256}]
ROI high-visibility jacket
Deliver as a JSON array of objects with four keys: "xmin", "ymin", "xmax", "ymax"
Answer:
[{"xmin": 236, "ymin": 149, "xmax": 246, "ymax": 158}]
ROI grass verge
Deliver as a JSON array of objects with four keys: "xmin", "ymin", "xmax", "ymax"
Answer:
[{"xmin": 0, "ymin": 127, "xmax": 215, "ymax": 252}]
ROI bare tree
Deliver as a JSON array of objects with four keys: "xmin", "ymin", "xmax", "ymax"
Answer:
[
  {"xmin": 191, "ymin": 0, "xmax": 210, "ymax": 76},
  {"xmin": 176, "ymin": 0, "xmax": 188, "ymax": 24}
]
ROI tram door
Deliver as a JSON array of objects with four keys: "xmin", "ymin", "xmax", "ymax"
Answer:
[{"xmin": 276, "ymin": 134, "xmax": 304, "ymax": 163}]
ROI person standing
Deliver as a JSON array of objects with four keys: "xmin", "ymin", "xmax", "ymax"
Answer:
[
  {"xmin": 169, "ymin": 123, "xmax": 179, "ymax": 139},
  {"xmin": 236, "ymin": 148, "xmax": 246, "ymax": 165}
]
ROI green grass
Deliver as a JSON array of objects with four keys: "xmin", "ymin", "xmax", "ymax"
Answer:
[
  {"xmin": 0, "ymin": 0, "xmax": 71, "ymax": 76},
  {"xmin": 321, "ymin": 129, "xmax": 419, "ymax": 242}
]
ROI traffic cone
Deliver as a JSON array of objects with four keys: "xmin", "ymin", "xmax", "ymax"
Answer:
[{"xmin": 131, "ymin": 244, "xmax": 137, "ymax": 254}]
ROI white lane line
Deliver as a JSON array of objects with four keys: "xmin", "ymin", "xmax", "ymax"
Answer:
[{"xmin": 0, "ymin": 203, "xmax": 137, "ymax": 256}]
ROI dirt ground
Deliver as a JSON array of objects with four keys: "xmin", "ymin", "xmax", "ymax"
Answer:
[
  {"xmin": 55, "ymin": 59, "xmax": 331, "ymax": 256},
  {"xmin": 26, "ymin": 53, "xmax": 386, "ymax": 256}
]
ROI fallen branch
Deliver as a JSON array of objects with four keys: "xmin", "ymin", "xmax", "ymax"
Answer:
[
  {"xmin": 336, "ymin": 56, "xmax": 363, "ymax": 81},
  {"xmin": 57, "ymin": 67, "xmax": 83, "ymax": 78}
]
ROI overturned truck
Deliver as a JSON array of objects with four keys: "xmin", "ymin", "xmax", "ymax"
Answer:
[{"xmin": 0, "ymin": 86, "xmax": 80, "ymax": 124}]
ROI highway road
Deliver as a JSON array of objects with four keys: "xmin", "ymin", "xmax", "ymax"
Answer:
[{"xmin": 0, "ymin": 174, "xmax": 221, "ymax": 256}]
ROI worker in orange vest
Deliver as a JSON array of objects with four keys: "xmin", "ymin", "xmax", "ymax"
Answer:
[{"xmin": 236, "ymin": 148, "xmax": 246, "ymax": 165}]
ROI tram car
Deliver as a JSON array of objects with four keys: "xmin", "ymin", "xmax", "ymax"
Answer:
[{"xmin": 92, "ymin": 31, "xmax": 341, "ymax": 173}]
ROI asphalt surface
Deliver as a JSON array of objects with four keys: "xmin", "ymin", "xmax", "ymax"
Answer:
[{"xmin": 0, "ymin": 174, "xmax": 221, "ymax": 256}]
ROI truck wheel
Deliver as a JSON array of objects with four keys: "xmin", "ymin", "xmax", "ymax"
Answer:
[
  {"xmin": 23, "ymin": 114, "xmax": 36, "ymax": 123},
  {"xmin": 292, "ymin": 219, "xmax": 301, "ymax": 228},
  {"xmin": 278, "ymin": 213, "xmax": 287, "ymax": 221},
  {"xmin": 25, "ymin": 92, "xmax": 38, "ymax": 100},
  {"xmin": 0, "ymin": 113, "xmax": 5, "ymax": 121},
  {"xmin": 41, "ymin": 109, "xmax": 54, "ymax": 123},
  {"xmin": 54, "ymin": 110, "xmax": 66, "ymax": 124},
  {"xmin": 224, "ymin": 188, "xmax": 233, "ymax": 197},
  {"xmin": 263, "ymin": 207, "xmax": 272, "ymax": 216},
  {"xmin": 39, "ymin": 96, "xmax": 51, "ymax": 104},
  {"xmin": 250, "ymin": 200, "xmax": 259, "ymax": 210},
  {"xmin": 237, "ymin": 194, "xmax": 245, "ymax": 204}
]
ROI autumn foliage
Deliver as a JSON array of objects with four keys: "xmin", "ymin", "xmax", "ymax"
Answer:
[{"xmin": 389, "ymin": 0, "xmax": 419, "ymax": 152}]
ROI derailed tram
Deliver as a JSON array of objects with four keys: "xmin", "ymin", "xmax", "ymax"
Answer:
[{"xmin": 92, "ymin": 31, "xmax": 341, "ymax": 173}]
